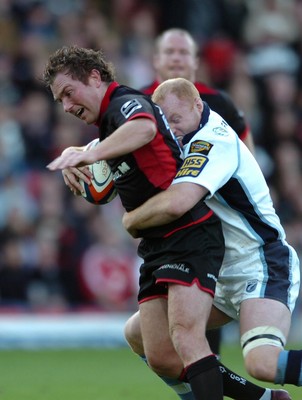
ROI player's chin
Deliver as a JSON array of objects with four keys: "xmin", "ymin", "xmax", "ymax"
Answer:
[
  {"xmin": 81, "ymin": 115, "xmax": 92, "ymax": 125},
  {"xmin": 83, "ymin": 113, "xmax": 95, "ymax": 123},
  {"xmin": 77, "ymin": 112, "xmax": 94, "ymax": 125}
]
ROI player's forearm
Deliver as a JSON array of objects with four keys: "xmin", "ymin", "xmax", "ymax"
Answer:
[
  {"xmin": 124, "ymin": 183, "xmax": 206, "ymax": 232},
  {"xmin": 123, "ymin": 193, "xmax": 178, "ymax": 231},
  {"xmin": 96, "ymin": 119, "xmax": 157, "ymax": 160},
  {"xmin": 47, "ymin": 119, "xmax": 156, "ymax": 170}
]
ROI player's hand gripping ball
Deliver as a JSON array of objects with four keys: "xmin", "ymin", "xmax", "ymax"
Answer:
[{"xmin": 80, "ymin": 139, "xmax": 117, "ymax": 205}]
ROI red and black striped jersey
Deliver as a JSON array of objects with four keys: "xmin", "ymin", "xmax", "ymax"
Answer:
[
  {"xmin": 97, "ymin": 82, "xmax": 213, "ymax": 238},
  {"xmin": 140, "ymin": 80, "xmax": 249, "ymax": 142}
]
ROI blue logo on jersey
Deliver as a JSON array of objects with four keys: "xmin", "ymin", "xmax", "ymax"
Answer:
[{"xmin": 246, "ymin": 279, "xmax": 258, "ymax": 293}]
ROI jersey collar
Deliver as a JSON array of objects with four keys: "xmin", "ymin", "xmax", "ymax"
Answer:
[
  {"xmin": 95, "ymin": 81, "xmax": 120, "ymax": 126},
  {"xmin": 182, "ymin": 101, "xmax": 210, "ymax": 146}
]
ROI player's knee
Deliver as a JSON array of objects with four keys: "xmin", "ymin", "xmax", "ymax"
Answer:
[
  {"xmin": 241, "ymin": 326, "xmax": 285, "ymax": 382},
  {"xmin": 124, "ymin": 312, "xmax": 144, "ymax": 355},
  {"xmin": 244, "ymin": 358, "xmax": 267, "ymax": 381},
  {"xmin": 170, "ymin": 320, "xmax": 208, "ymax": 357},
  {"xmin": 244, "ymin": 349, "xmax": 277, "ymax": 381},
  {"xmin": 147, "ymin": 349, "xmax": 182, "ymax": 378}
]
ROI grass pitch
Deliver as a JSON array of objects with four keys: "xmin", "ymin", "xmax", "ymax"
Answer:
[{"xmin": 0, "ymin": 345, "xmax": 299, "ymax": 399}]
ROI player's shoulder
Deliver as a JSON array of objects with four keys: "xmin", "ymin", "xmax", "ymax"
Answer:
[
  {"xmin": 203, "ymin": 108, "xmax": 238, "ymax": 143},
  {"xmin": 115, "ymin": 84, "xmax": 147, "ymax": 98},
  {"xmin": 99, "ymin": 85, "xmax": 153, "ymax": 127},
  {"xmin": 110, "ymin": 84, "xmax": 152, "ymax": 108}
]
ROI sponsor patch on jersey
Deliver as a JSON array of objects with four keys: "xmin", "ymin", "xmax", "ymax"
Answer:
[
  {"xmin": 121, "ymin": 99, "xmax": 142, "ymax": 119},
  {"xmin": 213, "ymin": 126, "xmax": 229, "ymax": 136},
  {"xmin": 246, "ymin": 279, "xmax": 258, "ymax": 293},
  {"xmin": 112, "ymin": 161, "xmax": 131, "ymax": 181},
  {"xmin": 175, "ymin": 155, "xmax": 208, "ymax": 179},
  {"xmin": 189, "ymin": 140, "xmax": 213, "ymax": 155}
]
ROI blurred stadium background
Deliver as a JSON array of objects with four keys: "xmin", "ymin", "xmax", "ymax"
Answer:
[{"xmin": 0, "ymin": 0, "xmax": 301, "ymax": 351}]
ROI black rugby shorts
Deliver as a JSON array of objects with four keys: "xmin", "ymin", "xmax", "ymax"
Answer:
[{"xmin": 137, "ymin": 214, "xmax": 225, "ymax": 303}]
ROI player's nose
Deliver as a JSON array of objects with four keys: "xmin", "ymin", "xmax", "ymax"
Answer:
[{"xmin": 63, "ymin": 99, "xmax": 73, "ymax": 113}]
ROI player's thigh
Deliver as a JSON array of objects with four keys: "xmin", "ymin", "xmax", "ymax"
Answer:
[
  {"xmin": 139, "ymin": 298, "xmax": 171, "ymax": 356},
  {"xmin": 168, "ymin": 282, "xmax": 213, "ymax": 333},
  {"xmin": 239, "ymin": 297, "xmax": 291, "ymax": 338},
  {"xmin": 168, "ymin": 283, "xmax": 215, "ymax": 366}
]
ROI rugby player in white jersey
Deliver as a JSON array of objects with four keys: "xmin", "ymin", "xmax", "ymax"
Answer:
[{"xmin": 122, "ymin": 78, "xmax": 300, "ymax": 398}]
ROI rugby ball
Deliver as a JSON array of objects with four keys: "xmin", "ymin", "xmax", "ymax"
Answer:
[{"xmin": 80, "ymin": 139, "xmax": 117, "ymax": 205}]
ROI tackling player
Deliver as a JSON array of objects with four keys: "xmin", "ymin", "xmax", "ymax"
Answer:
[{"xmin": 122, "ymin": 78, "xmax": 300, "ymax": 398}]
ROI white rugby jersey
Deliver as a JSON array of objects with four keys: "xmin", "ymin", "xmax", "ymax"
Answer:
[{"xmin": 172, "ymin": 103, "xmax": 287, "ymax": 264}]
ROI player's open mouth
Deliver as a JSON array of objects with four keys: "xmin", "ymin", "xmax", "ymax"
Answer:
[{"xmin": 76, "ymin": 108, "xmax": 84, "ymax": 118}]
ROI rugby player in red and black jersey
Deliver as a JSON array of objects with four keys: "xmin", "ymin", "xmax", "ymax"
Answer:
[{"xmin": 43, "ymin": 46, "xmax": 286, "ymax": 400}]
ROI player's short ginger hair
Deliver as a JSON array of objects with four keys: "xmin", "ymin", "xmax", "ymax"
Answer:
[
  {"xmin": 152, "ymin": 78, "xmax": 200, "ymax": 105},
  {"xmin": 42, "ymin": 45, "xmax": 115, "ymax": 87}
]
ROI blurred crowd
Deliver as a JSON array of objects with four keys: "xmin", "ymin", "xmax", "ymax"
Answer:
[{"xmin": 0, "ymin": 0, "xmax": 302, "ymax": 314}]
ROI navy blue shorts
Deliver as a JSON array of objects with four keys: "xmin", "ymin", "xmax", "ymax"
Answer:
[{"xmin": 214, "ymin": 240, "xmax": 300, "ymax": 319}]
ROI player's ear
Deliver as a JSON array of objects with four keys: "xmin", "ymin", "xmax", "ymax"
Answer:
[
  {"xmin": 195, "ymin": 97, "xmax": 203, "ymax": 112},
  {"xmin": 90, "ymin": 69, "xmax": 102, "ymax": 86}
]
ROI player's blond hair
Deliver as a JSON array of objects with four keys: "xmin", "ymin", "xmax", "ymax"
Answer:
[{"xmin": 152, "ymin": 78, "xmax": 200, "ymax": 105}]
